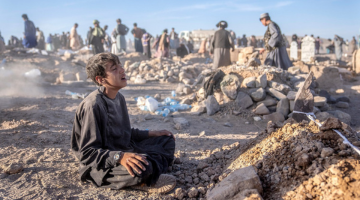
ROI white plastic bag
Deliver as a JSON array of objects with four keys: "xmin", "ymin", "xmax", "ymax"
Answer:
[
  {"xmin": 24, "ymin": 69, "xmax": 41, "ymax": 78},
  {"xmin": 134, "ymin": 75, "xmax": 146, "ymax": 84},
  {"xmin": 145, "ymin": 97, "xmax": 159, "ymax": 113}
]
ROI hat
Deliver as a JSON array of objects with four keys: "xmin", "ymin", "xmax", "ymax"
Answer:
[
  {"xmin": 93, "ymin": 19, "xmax": 99, "ymax": 24},
  {"xmin": 216, "ymin": 20, "xmax": 228, "ymax": 28},
  {"xmin": 260, "ymin": 13, "xmax": 269, "ymax": 20}
]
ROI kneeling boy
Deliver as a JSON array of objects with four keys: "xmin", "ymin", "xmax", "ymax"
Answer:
[{"xmin": 71, "ymin": 53, "xmax": 176, "ymax": 193}]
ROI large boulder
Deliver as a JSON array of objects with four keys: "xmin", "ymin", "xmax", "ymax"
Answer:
[
  {"xmin": 250, "ymin": 88, "xmax": 266, "ymax": 102},
  {"xmin": 206, "ymin": 95, "xmax": 220, "ymax": 116},
  {"xmin": 243, "ymin": 77, "xmax": 257, "ymax": 88},
  {"xmin": 255, "ymin": 73, "xmax": 267, "ymax": 88},
  {"xmin": 254, "ymin": 103, "xmax": 270, "ymax": 115},
  {"xmin": 276, "ymin": 98, "xmax": 290, "ymax": 117}
]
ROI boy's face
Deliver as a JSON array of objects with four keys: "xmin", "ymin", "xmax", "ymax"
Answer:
[{"xmin": 97, "ymin": 61, "xmax": 127, "ymax": 90}]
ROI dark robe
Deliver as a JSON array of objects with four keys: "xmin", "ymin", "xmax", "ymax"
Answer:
[
  {"xmin": 176, "ymin": 44, "xmax": 189, "ymax": 58},
  {"xmin": 71, "ymin": 87, "xmax": 175, "ymax": 188},
  {"xmin": 88, "ymin": 28, "xmax": 105, "ymax": 54},
  {"xmin": 23, "ymin": 20, "xmax": 37, "ymax": 48},
  {"xmin": 263, "ymin": 21, "xmax": 292, "ymax": 70},
  {"xmin": 210, "ymin": 29, "xmax": 234, "ymax": 69}
]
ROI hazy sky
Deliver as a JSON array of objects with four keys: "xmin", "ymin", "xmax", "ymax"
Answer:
[{"xmin": 0, "ymin": 0, "xmax": 359, "ymax": 42}]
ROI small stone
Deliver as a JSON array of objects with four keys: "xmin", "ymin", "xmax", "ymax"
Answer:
[
  {"xmin": 243, "ymin": 77, "xmax": 257, "ymax": 88},
  {"xmin": 198, "ymin": 187, "xmax": 206, "ymax": 195},
  {"xmin": 296, "ymin": 153, "xmax": 311, "ymax": 168},
  {"xmin": 185, "ymin": 176, "xmax": 193, "ymax": 183},
  {"xmin": 199, "ymin": 173, "xmax": 210, "ymax": 182},
  {"xmin": 335, "ymin": 101, "xmax": 349, "ymax": 108},
  {"xmin": 320, "ymin": 117, "xmax": 343, "ymax": 131},
  {"xmin": 276, "ymin": 98, "xmax": 289, "ymax": 117},
  {"xmin": 199, "ymin": 131, "xmax": 206, "ymax": 137},
  {"xmin": 206, "ymin": 95, "xmax": 220, "ymax": 116},
  {"xmin": 263, "ymin": 112, "xmax": 285, "ymax": 123},
  {"xmin": 235, "ymin": 92, "xmax": 253, "ymax": 109},
  {"xmin": 197, "ymin": 162, "xmax": 209, "ymax": 170},
  {"xmin": 250, "ymin": 88, "xmax": 266, "ymax": 102},
  {"xmin": 314, "ymin": 96, "xmax": 327, "ymax": 107},
  {"xmin": 188, "ymin": 187, "xmax": 199, "ymax": 198},
  {"xmin": 4, "ymin": 163, "xmax": 23, "ymax": 174},
  {"xmin": 321, "ymin": 147, "xmax": 334, "ymax": 158},
  {"xmin": 256, "ymin": 73, "xmax": 267, "ymax": 88},
  {"xmin": 0, "ymin": 173, "xmax": 8, "ymax": 179},
  {"xmin": 254, "ymin": 103, "xmax": 270, "ymax": 115},
  {"xmin": 286, "ymin": 91, "xmax": 297, "ymax": 100},
  {"xmin": 253, "ymin": 116, "xmax": 262, "ymax": 121},
  {"xmin": 144, "ymin": 114, "xmax": 154, "ymax": 120},
  {"xmin": 258, "ymin": 97, "xmax": 277, "ymax": 107},
  {"xmin": 267, "ymin": 88, "xmax": 287, "ymax": 100},
  {"xmin": 174, "ymin": 117, "xmax": 190, "ymax": 130},
  {"xmin": 223, "ymin": 122, "xmax": 232, "ymax": 127},
  {"xmin": 175, "ymin": 188, "xmax": 186, "ymax": 199},
  {"xmin": 268, "ymin": 81, "xmax": 291, "ymax": 95},
  {"xmin": 336, "ymin": 96, "xmax": 350, "ymax": 103},
  {"xmin": 163, "ymin": 118, "xmax": 170, "ymax": 122}
]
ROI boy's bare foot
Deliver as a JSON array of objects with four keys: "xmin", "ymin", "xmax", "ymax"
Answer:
[{"xmin": 131, "ymin": 174, "xmax": 176, "ymax": 194}]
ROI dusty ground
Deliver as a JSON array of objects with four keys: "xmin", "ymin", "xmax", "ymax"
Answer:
[{"xmin": 0, "ymin": 52, "xmax": 360, "ymax": 199}]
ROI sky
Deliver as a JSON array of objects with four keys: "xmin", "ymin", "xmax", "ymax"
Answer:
[{"xmin": 0, "ymin": 0, "xmax": 359, "ymax": 42}]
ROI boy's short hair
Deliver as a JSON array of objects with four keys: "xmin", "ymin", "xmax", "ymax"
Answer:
[{"xmin": 86, "ymin": 53, "xmax": 120, "ymax": 86}]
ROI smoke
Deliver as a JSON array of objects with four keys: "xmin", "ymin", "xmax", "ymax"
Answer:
[{"xmin": 0, "ymin": 61, "xmax": 45, "ymax": 98}]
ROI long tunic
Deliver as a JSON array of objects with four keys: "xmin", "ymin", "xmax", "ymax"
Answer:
[
  {"xmin": 23, "ymin": 20, "xmax": 37, "ymax": 48},
  {"xmin": 70, "ymin": 27, "xmax": 81, "ymax": 50},
  {"xmin": 263, "ymin": 21, "xmax": 292, "ymax": 70},
  {"xmin": 116, "ymin": 24, "xmax": 129, "ymax": 51},
  {"xmin": 334, "ymin": 37, "xmax": 343, "ymax": 61},
  {"xmin": 71, "ymin": 88, "xmax": 174, "ymax": 187},
  {"xmin": 36, "ymin": 31, "xmax": 45, "ymax": 50},
  {"xmin": 210, "ymin": 29, "xmax": 233, "ymax": 69}
]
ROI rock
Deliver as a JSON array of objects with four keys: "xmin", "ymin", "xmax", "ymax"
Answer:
[
  {"xmin": 292, "ymin": 72, "xmax": 315, "ymax": 122},
  {"xmin": 276, "ymin": 99, "xmax": 289, "ymax": 117},
  {"xmin": 336, "ymin": 96, "xmax": 350, "ymax": 103},
  {"xmin": 198, "ymin": 187, "xmax": 207, "ymax": 195},
  {"xmin": 180, "ymin": 98, "xmax": 192, "ymax": 105},
  {"xmin": 267, "ymin": 81, "xmax": 291, "ymax": 95},
  {"xmin": 335, "ymin": 101, "xmax": 349, "ymax": 108},
  {"xmin": 288, "ymin": 66, "xmax": 301, "ymax": 74},
  {"xmin": 144, "ymin": 114, "xmax": 154, "ymax": 120},
  {"xmin": 243, "ymin": 77, "xmax": 257, "ymax": 88},
  {"xmin": 295, "ymin": 153, "xmax": 311, "ymax": 168},
  {"xmin": 206, "ymin": 166, "xmax": 262, "ymax": 200},
  {"xmin": 173, "ymin": 117, "xmax": 190, "ymax": 130},
  {"xmin": 199, "ymin": 172, "xmax": 210, "ymax": 182},
  {"xmin": 319, "ymin": 103, "xmax": 329, "ymax": 111},
  {"xmin": 197, "ymin": 162, "xmax": 209, "ymax": 170},
  {"xmin": 254, "ymin": 103, "xmax": 270, "ymax": 115},
  {"xmin": 224, "ymin": 122, "xmax": 232, "ymax": 127},
  {"xmin": 313, "ymin": 106, "xmax": 320, "ymax": 114},
  {"xmin": 314, "ymin": 96, "xmax": 327, "ymax": 107},
  {"xmin": 315, "ymin": 112, "xmax": 334, "ymax": 122},
  {"xmin": 206, "ymin": 95, "xmax": 220, "ymax": 116},
  {"xmin": 328, "ymin": 110, "xmax": 351, "ymax": 124},
  {"xmin": 311, "ymin": 66, "xmax": 343, "ymax": 90},
  {"xmin": 183, "ymin": 87, "xmax": 193, "ymax": 95},
  {"xmin": 175, "ymin": 188, "xmax": 187, "ymax": 199},
  {"xmin": 267, "ymin": 88, "xmax": 287, "ymax": 100},
  {"xmin": 255, "ymin": 74, "xmax": 267, "ymax": 88},
  {"xmin": 199, "ymin": 131, "xmax": 206, "ymax": 137},
  {"xmin": 321, "ymin": 147, "xmax": 334, "ymax": 158},
  {"xmin": 185, "ymin": 176, "xmax": 193, "ymax": 183},
  {"xmin": 220, "ymin": 74, "xmax": 241, "ymax": 100},
  {"xmin": 3, "ymin": 163, "xmax": 23, "ymax": 174},
  {"xmin": 232, "ymin": 189, "xmax": 264, "ymax": 200},
  {"xmin": 188, "ymin": 187, "xmax": 199, "ymax": 198},
  {"xmin": 289, "ymin": 100, "xmax": 295, "ymax": 112},
  {"xmin": 286, "ymin": 91, "xmax": 297, "ymax": 100},
  {"xmin": 250, "ymin": 88, "xmax": 266, "ymax": 102},
  {"xmin": 253, "ymin": 116, "xmax": 262, "ymax": 121},
  {"xmin": 258, "ymin": 97, "xmax": 277, "ymax": 107},
  {"xmin": 176, "ymin": 83, "xmax": 185, "ymax": 94},
  {"xmin": 235, "ymin": 92, "xmax": 253, "ymax": 109},
  {"xmin": 263, "ymin": 112, "xmax": 285, "ymax": 123},
  {"xmin": 191, "ymin": 105, "xmax": 207, "ymax": 114}
]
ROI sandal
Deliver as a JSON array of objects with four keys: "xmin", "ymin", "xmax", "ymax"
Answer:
[{"xmin": 131, "ymin": 174, "xmax": 176, "ymax": 194}]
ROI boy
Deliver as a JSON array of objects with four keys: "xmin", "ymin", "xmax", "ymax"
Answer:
[{"xmin": 71, "ymin": 52, "xmax": 176, "ymax": 193}]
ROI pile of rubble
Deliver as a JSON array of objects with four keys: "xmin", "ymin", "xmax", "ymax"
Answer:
[{"xmin": 167, "ymin": 117, "xmax": 360, "ymax": 199}]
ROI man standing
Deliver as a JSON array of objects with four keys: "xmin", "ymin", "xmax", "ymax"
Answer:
[
  {"xmin": 348, "ymin": 36, "xmax": 357, "ymax": 55},
  {"xmin": 88, "ymin": 20, "xmax": 105, "ymax": 54},
  {"xmin": 210, "ymin": 21, "xmax": 234, "ymax": 70},
  {"xmin": 61, "ymin": 32, "xmax": 67, "ymax": 49},
  {"xmin": 259, "ymin": 13, "xmax": 292, "ymax": 70},
  {"xmin": 103, "ymin": 25, "xmax": 111, "ymax": 52},
  {"xmin": 241, "ymin": 34, "xmax": 248, "ymax": 47},
  {"xmin": 333, "ymin": 35, "xmax": 343, "ymax": 61},
  {"xmin": 142, "ymin": 30, "xmax": 152, "ymax": 59},
  {"xmin": 70, "ymin": 23, "xmax": 81, "ymax": 50},
  {"xmin": 315, "ymin": 36, "xmax": 321, "ymax": 54},
  {"xmin": 131, "ymin": 23, "xmax": 143, "ymax": 53},
  {"xmin": 169, "ymin": 28, "xmax": 179, "ymax": 49},
  {"xmin": 116, "ymin": 19, "xmax": 129, "ymax": 53},
  {"xmin": 36, "ymin": 27, "xmax": 45, "ymax": 50},
  {"xmin": 22, "ymin": 14, "xmax": 37, "ymax": 48}
]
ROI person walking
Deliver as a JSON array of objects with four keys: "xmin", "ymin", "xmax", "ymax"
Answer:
[{"xmin": 210, "ymin": 21, "xmax": 234, "ymax": 69}]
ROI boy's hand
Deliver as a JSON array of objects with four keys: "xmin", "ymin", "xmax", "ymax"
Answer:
[
  {"xmin": 120, "ymin": 153, "xmax": 149, "ymax": 177},
  {"xmin": 149, "ymin": 130, "xmax": 175, "ymax": 140}
]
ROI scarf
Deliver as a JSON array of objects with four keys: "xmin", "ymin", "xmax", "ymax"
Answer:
[{"xmin": 93, "ymin": 27, "xmax": 104, "ymax": 37}]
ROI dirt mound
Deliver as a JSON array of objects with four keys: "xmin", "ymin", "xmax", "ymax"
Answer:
[
  {"xmin": 223, "ymin": 118, "xmax": 360, "ymax": 199},
  {"xmin": 119, "ymin": 52, "xmax": 148, "ymax": 63},
  {"xmin": 181, "ymin": 53, "xmax": 207, "ymax": 64}
]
